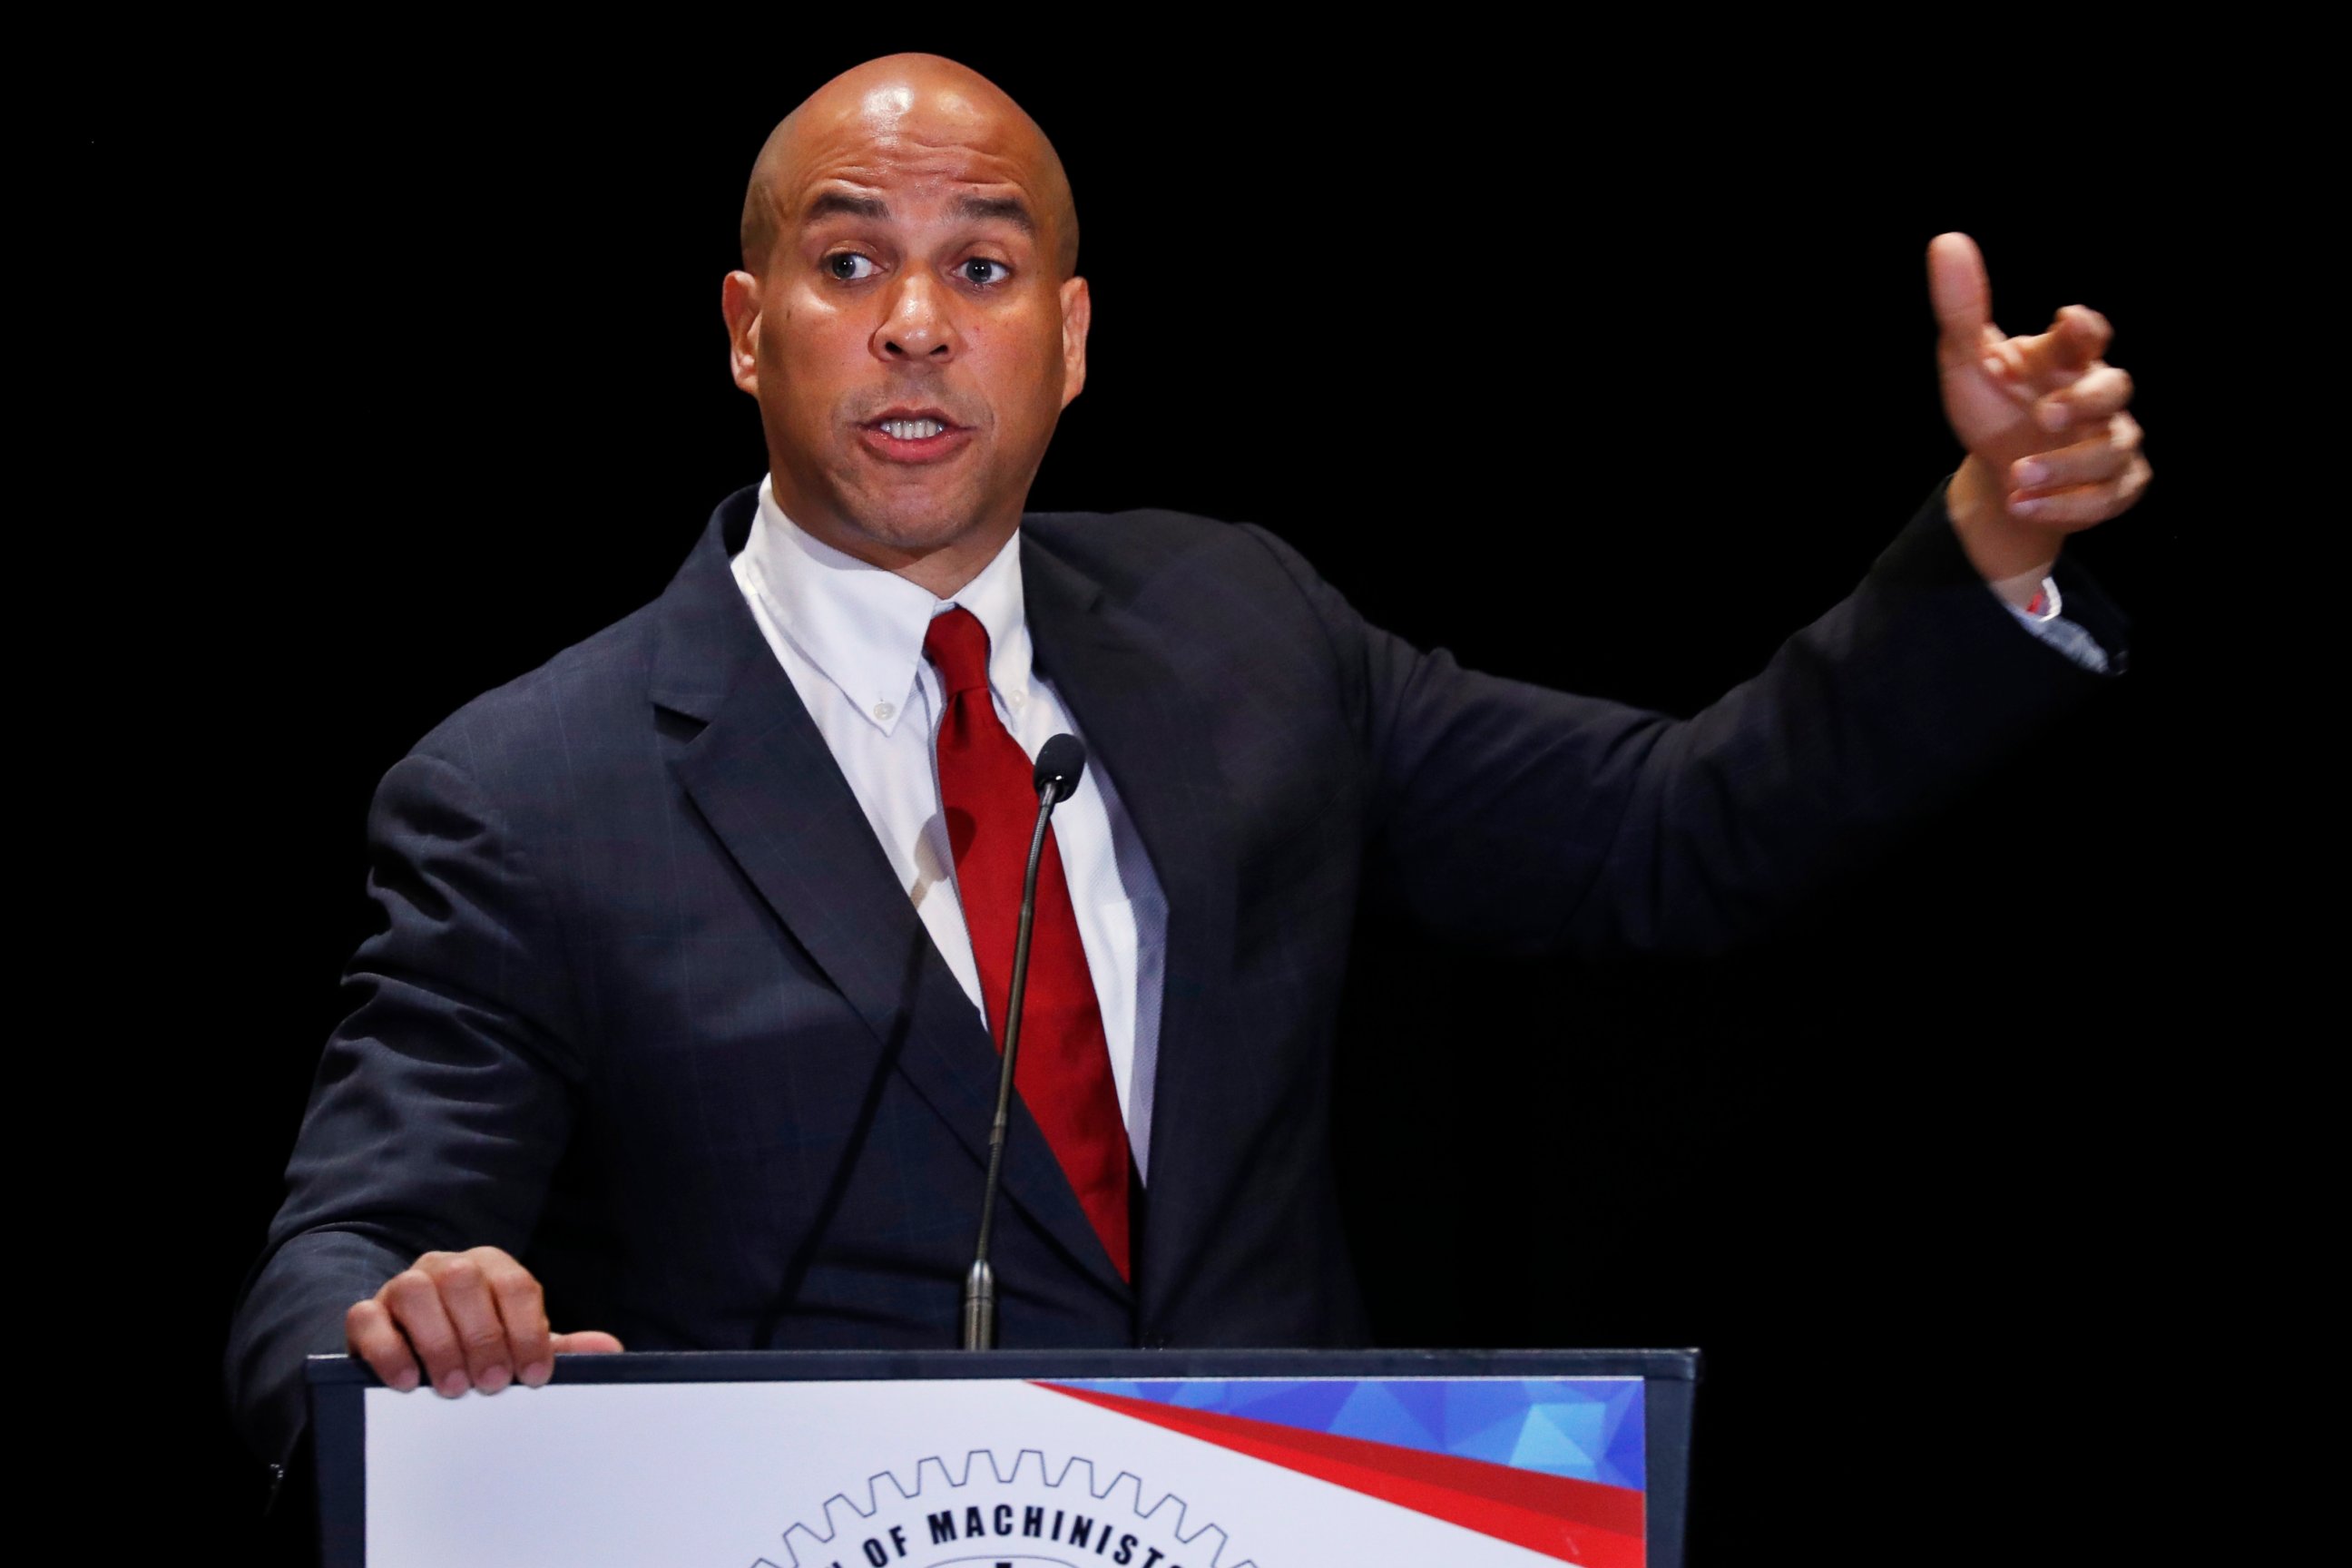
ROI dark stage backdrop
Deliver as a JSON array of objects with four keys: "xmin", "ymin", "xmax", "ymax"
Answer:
[{"xmin": 75, "ymin": 31, "xmax": 2241, "ymax": 1565}]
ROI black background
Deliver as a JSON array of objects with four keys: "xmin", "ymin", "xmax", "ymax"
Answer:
[{"xmin": 69, "ymin": 26, "xmax": 2258, "ymax": 1564}]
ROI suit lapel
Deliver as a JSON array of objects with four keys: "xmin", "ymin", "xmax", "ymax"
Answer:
[
  {"xmin": 1021, "ymin": 538, "xmax": 1240, "ymax": 1315},
  {"xmin": 649, "ymin": 495, "xmax": 1129, "ymax": 1301}
]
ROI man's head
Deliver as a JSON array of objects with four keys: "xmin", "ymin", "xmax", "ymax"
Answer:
[{"xmin": 721, "ymin": 54, "xmax": 1088, "ymax": 589}]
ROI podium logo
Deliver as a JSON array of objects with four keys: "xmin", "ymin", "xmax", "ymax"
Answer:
[{"xmin": 756, "ymin": 1448, "xmax": 1250, "ymax": 1568}]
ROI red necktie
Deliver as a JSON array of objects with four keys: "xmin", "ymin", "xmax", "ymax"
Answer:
[{"xmin": 925, "ymin": 606, "xmax": 1131, "ymax": 1280}]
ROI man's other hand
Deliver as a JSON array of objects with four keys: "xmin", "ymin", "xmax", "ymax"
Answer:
[
  {"xmin": 1928, "ymin": 232, "xmax": 2152, "ymax": 597},
  {"xmin": 344, "ymin": 1247, "xmax": 624, "ymax": 1396}
]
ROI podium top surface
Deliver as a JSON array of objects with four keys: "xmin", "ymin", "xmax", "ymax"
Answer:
[{"xmin": 307, "ymin": 1345, "xmax": 1700, "ymax": 1387}]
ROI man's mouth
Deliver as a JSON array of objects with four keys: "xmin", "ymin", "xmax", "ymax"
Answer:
[{"xmin": 857, "ymin": 409, "xmax": 974, "ymax": 464}]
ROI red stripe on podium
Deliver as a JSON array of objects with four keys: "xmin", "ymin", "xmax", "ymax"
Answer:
[{"xmin": 1035, "ymin": 1383, "xmax": 1645, "ymax": 1567}]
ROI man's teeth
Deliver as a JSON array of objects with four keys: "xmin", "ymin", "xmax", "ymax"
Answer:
[{"xmin": 880, "ymin": 418, "xmax": 946, "ymax": 440}]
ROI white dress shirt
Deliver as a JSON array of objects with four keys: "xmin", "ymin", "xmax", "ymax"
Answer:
[{"xmin": 730, "ymin": 479, "xmax": 1170, "ymax": 1179}]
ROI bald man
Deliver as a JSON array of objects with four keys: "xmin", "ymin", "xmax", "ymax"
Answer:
[{"xmin": 226, "ymin": 54, "xmax": 2147, "ymax": 1468}]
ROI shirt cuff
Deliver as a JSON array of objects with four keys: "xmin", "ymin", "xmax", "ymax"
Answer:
[{"xmin": 1996, "ymin": 575, "xmax": 2111, "ymax": 674}]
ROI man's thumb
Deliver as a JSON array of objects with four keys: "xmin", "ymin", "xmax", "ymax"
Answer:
[
  {"xmin": 551, "ymin": 1330, "xmax": 626, "ymax": 1355},
  {"xmin": 1927, "ymin": 231, "xmax": 1993, "ymax": 351}
]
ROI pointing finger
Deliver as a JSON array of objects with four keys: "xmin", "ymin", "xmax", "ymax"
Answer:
[
  {"xmin": 2054, "ymin": 305, "xmax": 2112, "ymax": 368},
  {"xmin": 2014, "ymin": 305, "xmax": 2112, "ymax": 385},
  {"xmin": 1986, "ymin": 306, "xmax": 2114, "ymax": 397}
]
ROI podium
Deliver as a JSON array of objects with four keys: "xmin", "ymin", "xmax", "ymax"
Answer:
[{"xmin": 310, "ymin": 1347, "xmax": 1697, "ymax": 1567}]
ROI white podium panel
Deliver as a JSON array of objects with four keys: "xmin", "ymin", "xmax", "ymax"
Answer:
[{"xmin": 311, "ymin": 1348, "xmax": 1694, "ymax": 1568}]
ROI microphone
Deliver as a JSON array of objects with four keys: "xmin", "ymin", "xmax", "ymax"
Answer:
[
  {"xmin": 1034, "ymin": 733, "xmax": 1085, "ymax": 804},
  {"xmin": 963, "ymin": 733, "xmax": 1088, "ymax": 1350}
]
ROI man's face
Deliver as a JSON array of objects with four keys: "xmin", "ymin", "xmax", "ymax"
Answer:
[{"xmin": 725, "ymin": 83, "xmax": 1088, "ymax": 564}]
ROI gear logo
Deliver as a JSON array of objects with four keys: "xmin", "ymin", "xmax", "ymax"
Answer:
[{"xmin": 753, "ymin": 1448, "xmax": 1253, "ymax": 1568}]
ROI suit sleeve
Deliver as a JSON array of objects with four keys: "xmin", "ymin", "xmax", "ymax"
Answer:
[
  {"xmin": 223, "ymin": 749, "xmax": 587, "ymax": 1465},
  {"xmin": 1249, "ymin": 481, "xmax": 2126, "ymax": 957}
]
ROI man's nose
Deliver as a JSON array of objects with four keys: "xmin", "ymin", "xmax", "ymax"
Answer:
[{"xmin": 872, "ymin": 272, "xmax": 959, "ymax": 364}]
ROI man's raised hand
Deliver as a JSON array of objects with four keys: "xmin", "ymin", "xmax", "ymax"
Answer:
[
  {"xmin": 344, "ymin": 1247, "xmax": 622, "ymax": 1396},
  {"xmin": 1928, "ymin": 232, "xmax": 2151, "ymax": 594}
]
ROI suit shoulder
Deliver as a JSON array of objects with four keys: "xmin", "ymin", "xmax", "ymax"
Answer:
[
  {"xmin": 401, "ymin": 598, "xmax": 665, "ymax": 788},
  {"xmin": 1022, "ymin": 507, "xmax": 1323, "ymax": 609}
]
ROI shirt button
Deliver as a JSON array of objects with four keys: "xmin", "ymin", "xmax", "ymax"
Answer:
[{"xmin": 872, "ymin": 701, "xmax": 895, "ymax": 721}]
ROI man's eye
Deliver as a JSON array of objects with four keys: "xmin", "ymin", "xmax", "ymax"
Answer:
[
  {"xmin": 827, "ymin": 253, "xmax": 879, "ymax": 281},
  {"xmin": 960, "ymin": 259, "xmax": 1010, "ymax": 286}
]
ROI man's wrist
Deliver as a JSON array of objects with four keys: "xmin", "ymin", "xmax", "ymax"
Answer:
[{"xmin": 1946, "ymin": 454, "xmax": 2059, "ymax": 609}]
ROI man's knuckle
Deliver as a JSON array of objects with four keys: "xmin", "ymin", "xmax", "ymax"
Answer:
[
  {"xmin": 483, "ymin": 1256, "xmax": 536, "ymax": 1290},
  {"xmin": 383, "ymin": 1269, "xmax": 434, "ymax": 1305}
]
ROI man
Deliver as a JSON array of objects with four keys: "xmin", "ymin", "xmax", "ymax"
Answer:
[{"xmin": 225, "ymin": 54, "xmax": 2149, "ymax": 1465}]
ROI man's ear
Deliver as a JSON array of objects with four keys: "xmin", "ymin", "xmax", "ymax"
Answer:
[
  {"xmin": 721, "ymin": 270, "xmax": 763, "ymax": 396},
  {"xmin": 1059, "ymin": 275, "xmax": 1092, "ymax": 408}
]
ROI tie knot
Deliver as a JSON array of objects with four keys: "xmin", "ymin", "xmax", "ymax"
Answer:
[{"xmin": 923, "ymin": 605, "xmax": 993, "ymax": 696}]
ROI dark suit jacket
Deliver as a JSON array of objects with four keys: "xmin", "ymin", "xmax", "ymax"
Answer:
[{"xmin": 225, "ymin": 483, "xmax": 2120, "ymax": 1462}]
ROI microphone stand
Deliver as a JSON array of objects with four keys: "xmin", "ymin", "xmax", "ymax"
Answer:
[{"xmin": 962, "ymin": 777, "xmax": 1066, "ymax": 1351}]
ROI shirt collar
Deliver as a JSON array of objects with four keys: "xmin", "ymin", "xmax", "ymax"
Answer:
[{"xmin": 741, "ymin": 476, "xmax": 1034, "ymax": 737}]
